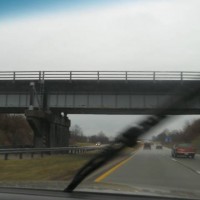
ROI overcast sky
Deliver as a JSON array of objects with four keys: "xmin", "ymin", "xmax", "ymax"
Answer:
[{"xmin": 0, "ymin": 0, "xmax": 200, "ymax": 137}]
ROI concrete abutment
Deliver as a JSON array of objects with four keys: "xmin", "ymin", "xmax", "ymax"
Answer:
[{"xmin": 25, "ymin": 110, "xmax": 70, "ymax": 148}]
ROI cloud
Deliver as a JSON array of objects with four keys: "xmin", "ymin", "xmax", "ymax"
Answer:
[
  {"xmin": 0, "ymin": 0, "xmax": 200, "ymax": 71},
  {"xmin": 0, "ymin": 0, "xmax": 200, "ymax": 136},
  {"xmin": 69, "ymin": 114, "xmax": 200, "ymax": 138}
]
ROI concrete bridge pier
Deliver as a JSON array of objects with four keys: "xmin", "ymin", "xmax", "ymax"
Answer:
[{"xmin": 25, "ymin": 110, "xmax": 70, "ymax": 147}]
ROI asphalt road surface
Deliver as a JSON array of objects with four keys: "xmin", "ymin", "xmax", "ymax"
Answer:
[{"xmin": 95, "ymin": 146, "xmax": 200, "ymax": 198}]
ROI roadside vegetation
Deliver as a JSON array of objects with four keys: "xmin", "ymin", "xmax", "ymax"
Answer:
[
  {"xmin": 0, "ymin": 114, "xmax": 137, "ymax": 181},
  {"xmin": 0, "ymin": 146, "xmax": 138, "ymax": 181},
  {"xmin": 0, "ymin": 114, "xmax": 110, "ymax": 148},
  {"xmin": 0, "ymin": 114, "xmax": 33, "ymax": 147},
  {"xmin": 0, "ymin": 153, "xmax": 95, "ymax": 181},
  {"xmin": 70, "ymin": 124, "xmax": 109, "ymax": 145},
  {"xmin": 153, "ymin": 118, "xmax": 200, "ymax": 152}
]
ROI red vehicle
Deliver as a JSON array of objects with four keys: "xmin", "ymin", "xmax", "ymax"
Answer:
[{"xmin": 171, "ymin": 143, "xmax": 196, "ymax": 158}]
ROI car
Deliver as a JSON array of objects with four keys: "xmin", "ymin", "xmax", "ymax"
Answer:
[
  {"xmin": 156, "ymin": 144, "xmax": 163, "ymax": 149},
  {"xmin": 143, "ymin": 142, "xmax": 151, "ymax": 150},
  {"xmin": 171, "ymin": 143, "xmax": 196, "ymax": 158},
  {"xmin": 96, "ymin": 142, "xmax": 101, "ymax": 146}
]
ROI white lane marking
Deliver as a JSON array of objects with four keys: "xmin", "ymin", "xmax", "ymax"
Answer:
[{"xmin": 171, "ymin": 158, "xmax": 200, "ymax": 175}]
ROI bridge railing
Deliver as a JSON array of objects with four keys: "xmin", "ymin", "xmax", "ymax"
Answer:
[
  {"xmin": 0, "ymin": 71, "xmax": 200, "ymax": 81},
  {"xmin": 0, "ymin": 146, "xmax": 102, "ymax": 160}
]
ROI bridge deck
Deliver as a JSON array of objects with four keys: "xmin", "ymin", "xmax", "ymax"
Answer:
[{"xmin": 0, "ymin": 71, "xmax": 199, "ymax": 114}]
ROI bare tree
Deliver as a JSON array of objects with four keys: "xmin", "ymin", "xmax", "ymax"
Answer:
[
  {"xmin": 70, "ymin": 124, "xmax": 87, "ymax": 144},
  {"xmin": 88, "ymin": 131, "xmax": 109, "ymax": 144},
  {"xmin": 0, "ymin": 114, "xmax": 33, "ymax": 147}
]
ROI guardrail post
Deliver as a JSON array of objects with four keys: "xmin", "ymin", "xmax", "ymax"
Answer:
[
  {"xmin": 180, "ymin": 72, "xmax": 183, "ymax": 81},
  {"xmin": 39, "ymin": 71, "xmax": 41, "ymax": 81},
  {"xmin": 153, "ymin": 71, "xmax": 156, "ymax": 82},
  {"xmin": 41, "ymin": 152, "xmax": 44, "ymax": 158},
  {"xmin": 125, "ymin": 71, "xmax": 128, "ymax": 83},
  {"xmin": 70, "ymin": 71, "xmax": 72, "ymax": 81},
  {"xmin": 13, "ymin": 72, "xmax": 16, "ymax": 82},
  {"xmin": 42, "ymin": 71, "xmax": 45, "ymax": 81},
  {"xmin": 31, "ymin": 152, "xmax": 34, "ymax": 159},
  {"xmin": 97, "ymin": 71, "xmax": 100, "ymax": 82},
  {"xmin": 19, "ymin": 153, "xmax": 23, "ymax": 159},
  {"xmin": 4, "ymin": 153, "xmax": 8, "ymax": 160}
]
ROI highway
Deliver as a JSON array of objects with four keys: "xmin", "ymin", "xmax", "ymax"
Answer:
[{"xmin": 93, "ymin": 146, "xmax": 200, "ymax": 198}]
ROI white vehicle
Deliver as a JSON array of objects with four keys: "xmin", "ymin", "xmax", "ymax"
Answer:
[{"xmin": 96, "ymin": 142, "xmax": 101, "ymax": 146}]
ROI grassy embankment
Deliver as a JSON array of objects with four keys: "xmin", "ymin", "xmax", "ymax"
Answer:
[
  {"xmin": 75, "ymin": 142, "xmax": 96, "ymax": 147},
  {"xmin": 0, "ymin": 153, "xmax": 94, "ymax": 181},
  {"xmin": 0, "ymin": 146, "xmax": 136, "ymax": 181}
]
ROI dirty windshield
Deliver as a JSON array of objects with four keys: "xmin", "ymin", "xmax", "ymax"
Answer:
[{"xmin": 0, "ymin": 0, "xmax": 200, "ymax": 199}]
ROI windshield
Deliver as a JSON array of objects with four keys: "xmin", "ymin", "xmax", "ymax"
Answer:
[{"xmin": 0, "ymin": 0, "xmax": 200, "ymax": 199}]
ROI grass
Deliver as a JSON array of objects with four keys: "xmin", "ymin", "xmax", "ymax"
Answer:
[
  {"xmin": 75, "ymin": 142, "xmax": 96, "ymax": 147},
  {"xmin": 0, "ymin": 153, "xmax": 95, "ymax": 181},
  {"xmin": 0, "ymin": 145, "xmax": 138, "ymax": 182}
]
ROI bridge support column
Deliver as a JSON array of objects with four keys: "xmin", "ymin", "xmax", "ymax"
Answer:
[{"xmin": 25, "ymin": 110, "xmax": 70, "ymax": 148}]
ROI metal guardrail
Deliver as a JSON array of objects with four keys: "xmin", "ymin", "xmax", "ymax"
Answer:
[
  {"xmin": 0, "ymin": 71, "xmax": 200, "ymax": 81},
  {"xmin": 0, "ymin": 146, "xmax": 102, "ymax": 160}
]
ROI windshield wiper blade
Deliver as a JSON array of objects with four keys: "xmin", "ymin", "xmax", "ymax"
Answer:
[
  {"xmin": 65, "ymin": 86, "xmax": 200, "ymax": 192},
  {"xmin": 64, "ymin": 115, "xmax": 165, "ymax": 192}
]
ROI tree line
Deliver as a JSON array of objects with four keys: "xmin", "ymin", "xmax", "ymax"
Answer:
[
  {"xmin": 0, "ymin": 114, "xmax": 33, "ymax": 147},
  {"xmin": 0, "ymin": 114, "xmax": 110, "ymax": 147},
  {"xmin": 69, "ymin": 124, "xmax": 109, "ymax": 145},
  {"xmin": 153, "ymin": 119, "xmax": 200, "ymax": 145},
  {"xmin": 1, "ymin": 114, "xmax": 199, "ymax": 147}
]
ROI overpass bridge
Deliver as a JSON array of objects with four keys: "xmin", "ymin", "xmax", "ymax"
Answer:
[
  {"xmin": 0, "ymin": 71, "xmax": 200, "ymax": 114},
  {"xmin": 0, "ymin": 71, "xmax": 200, "ymax": 148}
]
